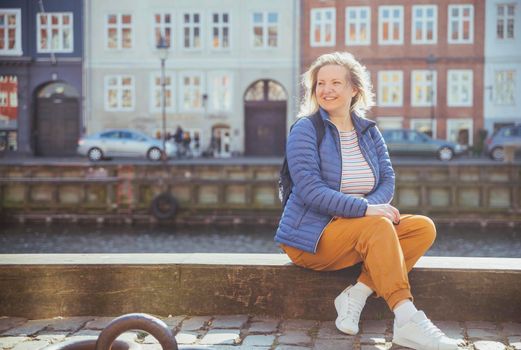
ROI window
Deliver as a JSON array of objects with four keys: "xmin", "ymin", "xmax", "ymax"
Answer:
[
  {"xmin": 376, "ymin": 116, "xmax": 404, "ymax": 130},
  {"xmin": 211, "ymin": 12, "xmax": 230, "ymax": 49},
  {"xmin": 494, "ymin": 70, "xmax": 516, "ymax": 105},
  {"xmin": 106, "ymin": 14, "xmax": 132, "ymax": 49},
  {"xmin": 378, "ymin": 71, "xmax": 403, "ymax": 107},
  {"xmin": 182, "ymin": 12, "xmax": 201, "ymax": 49},
  {"xmin": 0, "ymin": 9, "xmax": 21, "ymax": 55},
  {"xmin": 497, "ymin": 4, "xmax": 515, "ymax": 39},
  {"xmin": 153, "ymin": 13, "xmax": 173, "ymax": 48},
  {"xmin": 411, "ymin": 70, "xmax": 436, "ymax": 107},
  {"xmin": 310, "ymin": 8, "xmax": 335, "ymax": 47},
  {"xmin": 252, "ymin": 11, "xmax": 278, "ymax": 48},
  {"xmin": 37, "ymin": 12, "xmax": 73, "ymax": 53},
  {"xmin": 179, "ymin": 72, "xmax": 204, "ymax": 112},
  {"xmin": 447, "ymin": 70, "xmax": 473, "ymax": 107},
  {"xmin": 411, "ymin": 118, "xmax": 436, "ymax": 138},
  {"xmin": 150, "ymin": 72, "xmax": 175, "ymax": 113},
  {"xmin": 379, "ymin": 6, "xmax": 404, "ymax": 45},
  {"xmin": 104, "ymin": 75, "xmax": 134, "ymax": 111},
  {"xmin": 412, "ymin": 5, "xmax": 437, "ymax": 44},
  {"xmin": 447, "ymin": 118, "xmax": 473, "ymax": 146},
  {"xmin": 208, "ymin": 72, "xmax": 232, "ymax": 112},
  {"xmin": 448, "ymin": 5, "xmax": 474, "ymax": 44},
  {"xmin": 345, "ymin": 7, "xmax": 370, "ymax": 46}
]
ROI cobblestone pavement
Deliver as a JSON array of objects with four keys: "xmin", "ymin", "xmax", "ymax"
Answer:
[{"xmin": 0, "ymin": 315, "xmax": 519, "ymax": 350}]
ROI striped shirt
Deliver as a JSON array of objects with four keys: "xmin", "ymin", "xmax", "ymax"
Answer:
[{"xmin": 339, "ymin": 130, "xmax": 375, "ymax": 197}]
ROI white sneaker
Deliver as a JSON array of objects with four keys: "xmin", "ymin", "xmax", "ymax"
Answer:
[
  {"xmin": 334, "ymin": 285, "xmax": 366, "ymax": 335},
  {"xmin": 393, "ymin": 311, "xmax": 465, "ymax": 350}
]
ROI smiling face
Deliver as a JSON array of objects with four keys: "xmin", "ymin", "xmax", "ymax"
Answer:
[{"xmin": 315, "ymin": 64, "xmax": 357, "ymax": 117}]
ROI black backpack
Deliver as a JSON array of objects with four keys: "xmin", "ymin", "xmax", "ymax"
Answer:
[{"xmin": 278, "ymin": 113, "xmax": 325, "ymax": 207}]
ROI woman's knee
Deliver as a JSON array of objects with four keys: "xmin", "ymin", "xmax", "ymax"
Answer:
[
  {"xmin": 414, "ymin": 215, "xmax": 437, "ymax": 245},
  {"xmin": 370, "ymin": 216, "xmax": 398, "ymax": 241}
]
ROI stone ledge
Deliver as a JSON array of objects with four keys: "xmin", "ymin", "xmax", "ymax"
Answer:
[{"xmin": 0, "ymin": 254, "xmax": 520, "ymax": 322}]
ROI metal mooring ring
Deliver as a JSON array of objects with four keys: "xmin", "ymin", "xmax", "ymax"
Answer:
[
  {"xmin": 95, "ymin": 313, "xmax": 178, "ymax": 350},
  {"xmin": 43, "ymin": 313, "xmax": 215, "ymax": 350}
]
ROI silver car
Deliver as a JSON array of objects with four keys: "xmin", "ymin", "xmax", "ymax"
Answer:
[
  {"xmin": 485, "ymin": 124, "xmax": 521, "ymax": 161},
  {"xmin": 77, "ymin": 129, "xmax": 175, "ymax": 161},
  {"xmin": 381, "ymin": 129, "xmax": 465, "ymax": 161}
]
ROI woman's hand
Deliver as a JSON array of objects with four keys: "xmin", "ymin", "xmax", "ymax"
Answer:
[{"xmin": 365, "ymin": 204, "xmax": 401, "ymax": 224}]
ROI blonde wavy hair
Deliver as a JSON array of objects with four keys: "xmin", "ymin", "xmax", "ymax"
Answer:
[{"xmin": 298, "ymin": 52, "xmax": 375, "ymax": 118}]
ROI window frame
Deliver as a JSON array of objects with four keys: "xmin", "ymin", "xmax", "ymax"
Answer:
[
  {"xmin": 411, "ymin": 5, "xmax": 437, "ymax": 44},
  {"xmin": 36, "ymin": 12, "xmax": 74, "ymax": 53},
  {"xmin": 494, "ymin": 69, "xmax": 516, "ymax": 106},
  {"xmin": 251, "ymin": 10, "xmax": 279, "ymax": 49},
  {"xmin": 207, "ymin": 71, "xmax": 233, "ymax": 113},
  {"xmin": 496, "ymin": 3, "xmax": 516, "ymax": 40},
  {"xmin": 181, "ymin": 10, "xmax": 203, "ymax": 51},
  {"xmin": 378, "ymin": 5, "xmax": 404, "ymax": 45},
  {"xmin": 410, "ymin": 118, "xmax": 437, "ymax": 138},
  {"xmin": 0, "ymin": 9, "xmax": 22, "ymax": 55},
  {"xmin": 345, "ymin": 6, "xmax": 371, "ymax": 46},
  {"xmin": 104, "ymin": 75, "xmax": 135, "ymax": 112},
  {"xmin": 105, "ymin": 13, "xmax": 133, "ymax": 50},
  {"xmin": 152, "ymin": 12, "xmax": 174, "ymax": 50},
  {"xmin": 447, "ymin": 118, "xmax": 474, "ymax": 146},
  {"xmin": 447, "ymin": 69, "xmax": 473, "ymax": 107},
  {"xmin": 209, "ymin": 11, "xmax": 231, "ymax": 51},
  {"xmin": 447, "ymin": 4, "xmax": 474, "ymax": 44},
  {"xmin": 310, "ymin": 7, "xmax": 336, "ymax": 47},
  {"xmin": 149, "ymin": 71, "xmax": 176, "ymax": 113},
  {"xmin": 377, "ymin": 70, "xmax": 403, "ymax": 107},
  {"xmin": 376, "ymin": 116, "xmax": 404, "ymax": 131},
  {"xmin": 411, "ymin": 70, "xmax": 437, "ymax": 107},
  {"xmin": 179, "ymin": 71, "xmax": 205, "ymax": 113}
]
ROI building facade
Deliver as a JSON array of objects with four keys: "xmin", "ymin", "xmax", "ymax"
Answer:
[
  {"xmin": 84, "ymin": 0, "xmax": 299, "ymax": 157},
  {"xmin": 301, "ymin": 0, "xmax": 485, "ymax": 148},
  {"xmin": 484, "ymin": 0, "xmax": 521, "ymax": 135},
  {"xmin": 0, "ymin": 0, "xmax": 84, "ymax": 156}
]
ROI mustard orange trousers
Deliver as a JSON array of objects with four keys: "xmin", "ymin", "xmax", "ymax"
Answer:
[{"xmin": 281, "ymin": 215, "xmax": 436, "ymax": 310}]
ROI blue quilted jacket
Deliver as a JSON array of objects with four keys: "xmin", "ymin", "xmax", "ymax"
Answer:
[{"xmin": 275, "ymin": 107, "xmax": 395, "ymax": 253}]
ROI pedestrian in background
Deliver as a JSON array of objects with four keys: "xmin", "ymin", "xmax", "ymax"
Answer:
[
  {"xmin": 174, "ymin": 125, "xmax": 184, "ymax": 157},
  {"xmin": 182, "ymin": 131, "xmax": 192, "ymax": 158},
  {"xmin": 275, "ymin": 52, "xmax": 464, "ymax": 350}
]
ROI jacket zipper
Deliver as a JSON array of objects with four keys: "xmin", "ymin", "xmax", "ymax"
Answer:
[
  {"xmin": 358, "ymin": 126, "xmax": 377, "ymax": 194},
  {"xmin": 313, "ymin": 121, "xmax": 341, "ymax": 253}
]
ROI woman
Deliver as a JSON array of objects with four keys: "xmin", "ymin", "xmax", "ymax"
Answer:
[{"xmin": 275, "ymin": 52, "xmax": 463, "ymax": 350}]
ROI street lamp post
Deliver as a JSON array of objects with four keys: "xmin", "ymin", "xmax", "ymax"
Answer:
[{"xmin": 156, "ymin": 36, "xmax": 169, "ymax": 161}]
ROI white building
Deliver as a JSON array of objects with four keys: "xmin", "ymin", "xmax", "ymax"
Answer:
[
  {"xmin": 484, "ymin": 0, "xmax": 521, "ymax": 134},
  {"xmin": 84, "ymin": 0, "xmax": 299, "ymax": 157}
]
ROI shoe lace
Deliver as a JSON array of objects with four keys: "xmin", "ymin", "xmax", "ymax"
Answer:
[
  {"xmin": 417, "ymin": 318, "xmax": 446, "ymax": 339},
  {"xmin": 342, "ymin": 292, "xmax": 365, "ymax": 322}
]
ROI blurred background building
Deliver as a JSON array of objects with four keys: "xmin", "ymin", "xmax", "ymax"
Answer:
[
  {"xmin": 84, "ymin": 0, "xmax": 299, "ymax": 157},
  {"xmin": 0, "ymin": 0, "xmax": 84, "ymax": 157},
  {"xmin": 0, "ymin": 0, "xmax": 520, "ymax": 157}
]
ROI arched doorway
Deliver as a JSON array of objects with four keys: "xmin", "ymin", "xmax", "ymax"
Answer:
[
  {"xmin": 35, "ymin": 81, "xmax": 80, "ymax": 156},
  {"xmin": 244, "ymin": 79, "xmax": 287, "ymax": 156}
]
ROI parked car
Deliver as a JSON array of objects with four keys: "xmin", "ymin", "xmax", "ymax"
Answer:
[
  {"xmin": 485, "ymin": 124, "xmax": 521, "ymax": 161},
  {"xmin": 77, "ymin": 129, "xmax": 176, "ymax": 161},
  {"xmin": 381, "ymin": 129, "xmax": 465, "ymax": 161}
]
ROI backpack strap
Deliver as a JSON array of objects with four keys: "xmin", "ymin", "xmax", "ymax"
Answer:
[{"xmin": 309, "ymin": 112, "xmax": 325, "ymax": 148}]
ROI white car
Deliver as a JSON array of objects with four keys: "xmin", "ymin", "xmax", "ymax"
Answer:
[{"xmin": 77, "ymin": 129, "xmax": 176, "ymax": 161}]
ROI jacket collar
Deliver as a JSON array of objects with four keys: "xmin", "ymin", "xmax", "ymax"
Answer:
[{"xmin": 318, "ymin": 107, "xmax": 376, "ymax": 134}]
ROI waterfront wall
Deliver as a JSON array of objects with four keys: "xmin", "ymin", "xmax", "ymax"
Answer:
[{"xmin": 0, "ymin": 162, "xmax": 519, "ymax": 225}]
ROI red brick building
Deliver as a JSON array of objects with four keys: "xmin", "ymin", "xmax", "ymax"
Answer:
[{"xmin": 301, "ymin": 0, "xmax": 484, "ymax": 147}]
